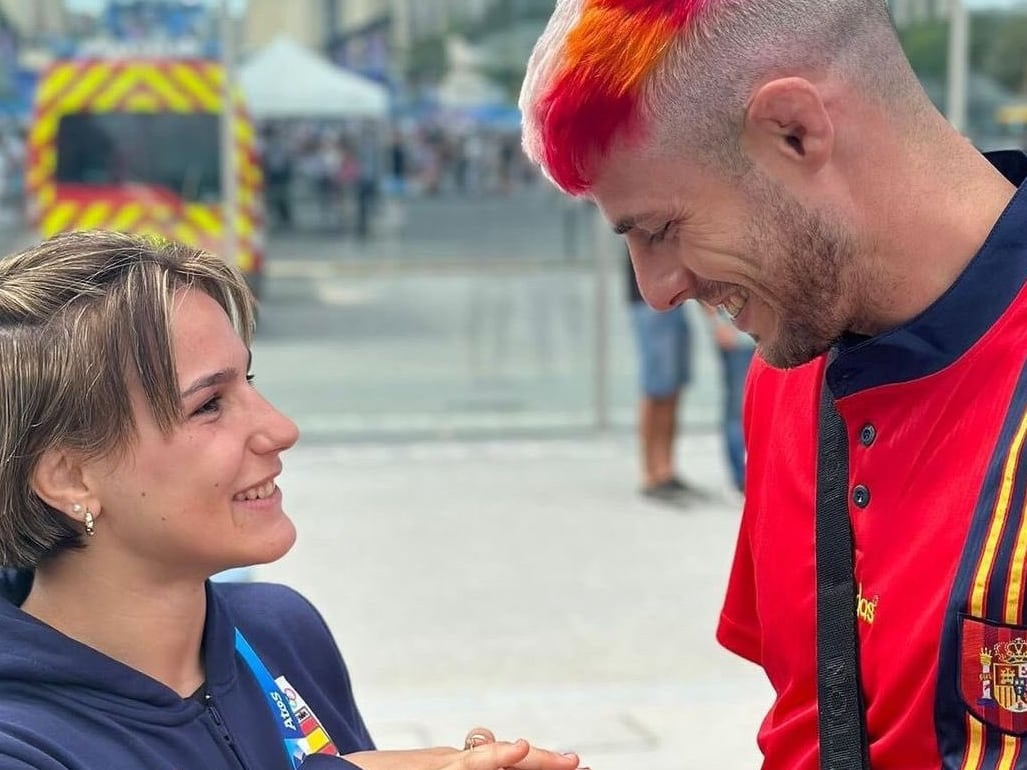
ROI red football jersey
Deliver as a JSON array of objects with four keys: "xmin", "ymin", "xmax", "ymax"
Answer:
[{"xmin": 718, "ymin": 151, "xmax": 1027, "ymax": 770}]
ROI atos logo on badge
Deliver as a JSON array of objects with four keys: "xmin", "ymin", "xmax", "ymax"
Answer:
[{"xmin": 271, "ymin": 691, "xmax": 297, "ymax": 731}]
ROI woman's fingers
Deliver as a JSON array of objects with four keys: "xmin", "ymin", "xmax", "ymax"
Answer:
[
  {"xmin": 450, "ymin": 739, "xmax": 531, "ymax": 769},
  {"xmin": 458, "ymin": 727, "xmax": 583, "ymax": 770}
]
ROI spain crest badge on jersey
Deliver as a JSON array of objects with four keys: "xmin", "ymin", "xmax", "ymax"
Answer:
[{"xmin": 961, "ymin": 615, "xmax": 1027, "ymax": 733}]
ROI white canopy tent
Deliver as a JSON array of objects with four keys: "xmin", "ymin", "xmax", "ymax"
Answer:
[{"xmin": 239, "ymin": 37, "xmax": 390, "ymax": 120}]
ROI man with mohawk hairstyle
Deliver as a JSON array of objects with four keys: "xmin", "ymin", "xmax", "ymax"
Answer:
[{"xmin": 521, "ymin": 1, "xmax": 1027, "ymax": 769}]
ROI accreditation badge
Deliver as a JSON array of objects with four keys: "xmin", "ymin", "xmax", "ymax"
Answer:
[{"xmin": 274, "ymin": 675, "xmax": 340, "ymax": 758}]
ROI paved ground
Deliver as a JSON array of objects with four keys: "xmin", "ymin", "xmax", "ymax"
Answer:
[{"xmin": 254, "ymin": 432, "xmax": 772, "ymax": 770}]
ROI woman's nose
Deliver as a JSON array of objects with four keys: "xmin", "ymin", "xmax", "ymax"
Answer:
[{"xmin": 252, "ymin": 395, "xmax": 301, "ymax": 454}]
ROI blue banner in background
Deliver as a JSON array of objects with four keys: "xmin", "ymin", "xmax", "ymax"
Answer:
[{"xmin": 102, "ymin": 1, "xmax": 212, "ymax": 42}]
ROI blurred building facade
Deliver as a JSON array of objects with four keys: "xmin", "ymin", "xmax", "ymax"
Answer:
[
  {"xmin": 242, "ymin": 0, "xmax": 494, "ymax": 84},
  {"xmin": 0, "ymin": 0, "xmax": 67, "ymax": 42},
  {"xmin": 242, "ymin": 0, "xmax": 341, "ymax": 53},
  {"xmin": 242, "ymin": 0, "xmax": 494, "ymax": 51},
  {"xmin": 332, "ymin": 0, "xmax": 492, "ymax": 47}
]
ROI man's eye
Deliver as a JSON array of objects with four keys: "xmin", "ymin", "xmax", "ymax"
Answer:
[{"xmin": 649, "ymin": 224, "xmax": 670, "ymax": 245}]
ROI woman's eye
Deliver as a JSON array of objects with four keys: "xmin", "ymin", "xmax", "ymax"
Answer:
[
  {"xmin": 193, "ymin": 396, "xmax": 221, "ymax": 416},
  {"xmin": 190, "ymin": 375, "xmax": 254, "ymax": 417}
]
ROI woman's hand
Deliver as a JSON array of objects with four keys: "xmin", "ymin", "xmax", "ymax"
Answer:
[{"xmin": 342, "ymin": 726, "xmax": 585, "ymax": 770}]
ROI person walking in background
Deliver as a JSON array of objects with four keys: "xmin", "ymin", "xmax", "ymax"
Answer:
[
  {"xmin": 355, "ymin": 125, "xmax": 380, "ymax": 240},
  {"xmin": 259, "ymin": 125, "xmax": 294, "ymax": 232},
  {"xmin": 386, "ymin": 129, "xmax": 408, "ymax": 199},
  {"xmin": 703, "ymin": 306, "xmax": 755, "ymax": 494},
  {"xmin": 625, "ymin": 248, "xmax": 700, "ymax": 506},
  {"xmin": 520, "ymin": 0, "xmax": 1027, "ymax": 766}
]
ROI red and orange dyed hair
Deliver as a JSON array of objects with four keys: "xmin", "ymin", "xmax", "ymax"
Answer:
[{"xmin": 530, "ymin": 0, "xmax": 714, "ymax": 194}]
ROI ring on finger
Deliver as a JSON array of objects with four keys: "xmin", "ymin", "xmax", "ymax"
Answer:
[{"xmin": 464, "ymin": 733, "xmax": 491, "ymax": 751}]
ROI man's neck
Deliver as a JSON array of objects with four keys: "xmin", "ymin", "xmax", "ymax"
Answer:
[
  {"xmin": 21, "ymin": 557, "xmax": 208, "ymax": 698},
  {"xmin": 851, "ymin": 140, "xmax": 1018, "ymax": 336}
]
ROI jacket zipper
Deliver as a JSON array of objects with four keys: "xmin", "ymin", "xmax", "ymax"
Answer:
[{"xmin": 205, "ymin": 692, "xmax": 249, "ymax": 769}]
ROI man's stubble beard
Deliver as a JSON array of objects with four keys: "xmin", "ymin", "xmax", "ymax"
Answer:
[{"xmin": 746, "ymin": 182, "xmax": 859, "ymax": 370}]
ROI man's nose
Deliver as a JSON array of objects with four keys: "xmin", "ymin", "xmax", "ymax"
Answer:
[{"xmin": 631, "ymin": 249, "xmax": 695, "ymax": 311}]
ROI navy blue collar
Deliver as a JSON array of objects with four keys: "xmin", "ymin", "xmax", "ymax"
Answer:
[{"xmin": 827, "ymin": 150, "xmax": 1027, "ymax": 397}]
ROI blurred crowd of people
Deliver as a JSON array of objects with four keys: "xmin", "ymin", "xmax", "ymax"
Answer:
[
  {"xmin": 403, "ymin": 124, "xmax": 532, "ymax": 198},
  {"xmin": 258, "ymin": 119, "xmax": 536, "ymax": 237}
]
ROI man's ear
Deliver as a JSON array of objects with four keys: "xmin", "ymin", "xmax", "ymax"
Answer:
[
  {"xmin": 31, "ymin": 448, "xmax": 99, "ymax": 527},
  {"xmin": 742, "ymin": 77, "xmax": 834, "ymax": 177}
]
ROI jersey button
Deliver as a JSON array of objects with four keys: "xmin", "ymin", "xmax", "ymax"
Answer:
[
  {"xmin": 860, "ymin": 424, "xmax": 876, "ymax": 447},
  {"xmin": 852, "ymin": 485, "xmax": 871, "ymax": 508}
]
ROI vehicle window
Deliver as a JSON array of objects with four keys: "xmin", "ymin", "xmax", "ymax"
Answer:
[{"xmin": 55, "ymin": 112, "xmax": 222, "ymax": 202}]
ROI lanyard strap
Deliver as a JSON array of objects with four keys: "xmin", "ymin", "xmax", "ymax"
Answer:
[
  {"xmin": 234, "ymin": 628, "xmax": 306, "ymax": 770},
  {"xmin": 816, "ymin": 376, "xmax": 871, "ymax": 769}
]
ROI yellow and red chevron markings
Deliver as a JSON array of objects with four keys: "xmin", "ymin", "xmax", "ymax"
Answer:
[{"xmin": 27, "ymin": 58, "xmax": 264, "ymax": 276}]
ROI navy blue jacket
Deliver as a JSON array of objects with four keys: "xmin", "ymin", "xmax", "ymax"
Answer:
[{"xmin": 0, "ymin": 572, "xmax": 374, "ymax": 769}]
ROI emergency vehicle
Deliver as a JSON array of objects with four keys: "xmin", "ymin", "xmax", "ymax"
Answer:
[{"xmin": 26, "ymin": 56, "xmax": 265, "ymax": 295}]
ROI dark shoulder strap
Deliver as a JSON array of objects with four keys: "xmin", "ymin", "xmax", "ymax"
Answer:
[{"xmin": 816, "ymin": 377, "xmax": 871, "ymax": 769}]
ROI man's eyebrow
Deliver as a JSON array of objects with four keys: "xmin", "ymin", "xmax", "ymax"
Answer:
[{"xmin": 179, "ymin": 351, "xmax": 252, "ymax": 400}]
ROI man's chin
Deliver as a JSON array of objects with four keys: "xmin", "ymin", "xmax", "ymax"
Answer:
[{"xmin": 758, "ymin": 336, "xmax": 833, "ymax": 370}]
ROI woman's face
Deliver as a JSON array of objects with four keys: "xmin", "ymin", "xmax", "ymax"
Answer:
[{"xmin": 85, "ymin": 288, "xmax": 300, "ymax": 581}]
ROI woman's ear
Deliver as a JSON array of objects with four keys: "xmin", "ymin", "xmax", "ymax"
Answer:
[{"xmin": 31, "ymin": 448, "xmax": 99, "ymax": 527}]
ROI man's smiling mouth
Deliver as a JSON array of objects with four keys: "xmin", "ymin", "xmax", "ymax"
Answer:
[{"xmin": 718, "ymin": 288, "xmax": 749, "ymax": 319}]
